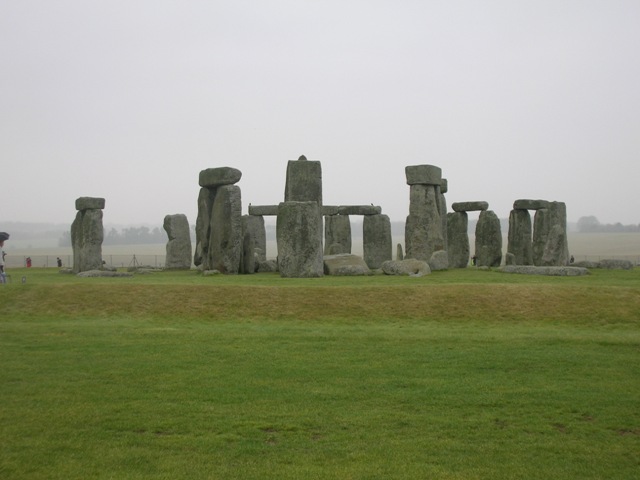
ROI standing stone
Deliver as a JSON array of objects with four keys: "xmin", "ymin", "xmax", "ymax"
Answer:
[
  {"xmin": 437, "ymin": 185, "xmax": 448, "ymax": 251},
  {"xmin": 277, "ymin": 201, "xmax": 323, "ymax": 278},
  {"xmin": 209, "ymin": 185, "xmax": 243, "ymax": 274},
  {"xmin": 405, "ymin": 184, "xmax": 444, "ymax": 261},
  {"xmin": 507, "ymin": 209, "xmax": 533, "ymax": 265},
  {"xmin": 541, "ymin": 202, "xmax": 570, "ymax": 266},
  {"xmin": 242, "ymin": 215, "xmax": 267, "ymax": 263},
  {"xmin": 475, "ymin": 210, "xmax": 502, "ymax": 267},
  {"xmin": 363, "ymin": 214, "xmax": 392, "ymax": 269},
  {"xmin": 447, "ymin": 211, "xmax": 469, "ymax": 268},
  {"xmin": 194, "ymin": 187, "xmax": 215, "ymax": 268},
  {"xmin": 284, "ymin": 156, "xmax": 323, "ymax": 204},
  {"xmin": 71, "ymin": 198, "xmax": 105, "ymax": 273},
  {"xmin": 164, "ymin": 214, "xmax": 192, "ymax": 269},
  {"xmin": 397, "ymin": 243, "xmax": 404, "ymax": 261},
  {"xmin": 324, "ymin": 215, "xmax": 352, "ymax": 254},
  {"xmin": 532, "ymin": 209, "xmax": 549, "ymax": 266}
]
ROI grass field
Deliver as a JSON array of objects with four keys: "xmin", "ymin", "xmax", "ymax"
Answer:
[{"xmin": 1, "ymin": 268, "xmax": 639, "ymax": 479}]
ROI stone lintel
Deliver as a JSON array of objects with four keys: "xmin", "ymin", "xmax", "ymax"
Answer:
[
  {"xmin": 75, "ymin": 197, "xmax": 105, "ymax": 211},
  {"xmin": 513, "ymin": 199, "xmax": 551, "ymax": 210},
  {"xmin": 451, "ymin": 201, "xmax": 489, "ymax": 212},
  {"xmin": 199, "ymin": 167, "xmax": 242, "ymax": 188},
  {"xmin": 248, "ymin": 205, "xmax": 279, "ymax": 216},
  {"xmin": 321, "ymin": 205, "xmax": 382, "ymax": 216},
  {"xmin": 405, "ymin": 165, "xmax": 442, "ymax": 185}
]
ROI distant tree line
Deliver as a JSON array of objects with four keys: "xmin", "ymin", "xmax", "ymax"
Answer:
[
  {"xmin": 577, "ymin": 216, "xmax": 640, "ymax": 233},
  {"xmin": 59, "ymin": 226, "xmax": 173, "ymax": 246}
]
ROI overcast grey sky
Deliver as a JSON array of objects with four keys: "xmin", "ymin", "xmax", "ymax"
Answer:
[{"xmin": 2, "ymin": 0, "xmax": 639, "ymax": 227}]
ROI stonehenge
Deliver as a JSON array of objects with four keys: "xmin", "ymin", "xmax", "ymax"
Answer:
[{"xmin": 71, "ymin": 197, "xmax": 105, "ymax": 273}]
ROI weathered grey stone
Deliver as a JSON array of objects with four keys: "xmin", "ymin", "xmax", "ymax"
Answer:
[
  {"xmin": 248, "ymin": 205, "xmax": 279, "ymax": 216},
  {"xmin": 533, "ymin": 202, "xmax": 569, "ymax": 266},
  {"xmin": 76, "ymin": 270, "xmax": 133, "ymax": 278},
  {"xmin": 164, "ymin": 214, "xmax": 192, "ymax": 269},
  {"xmin": 257, "ymin": 260, "xmax": 278, "ymax": 273},
  {"xmin": 513, "ymin": 199, "xmax": 551, "ymax": 210},
  {"xmin": 396, "ymin": 243, "xmax": 404, "ymax": 261},
  {"xmin": 194, "ymin": 187, "xmax": 215, "ymax": 267},
  {"xmin": 363, "ymin": 214, "xmax": 392, "ymax": 269},
  {"xmin": 71, "ymin": 208, "xmax": 104, "ymax": 273},
  {"xmin": 446, "ymin": 211, "xmax": 469, "ymax": 268},
  {"xmin": 321, "ymin": 206, "xmax": 340, "ymax": 216},
  {"xmin": 440, "ymin": 178, "xmax": 448, "ymax": 194},
  {"xmin": 199, "ymin": 167, "xmax": 242, "ymax": 188},
  {"xmin": 203, "ymin": 269, "xmax": 221, "ymax": 276},
  {"xmin": 498, "ymin": 265, "xmax": 590, "ymax": 276},
  {"xmin": 241, "ymin": 218, "xmax": 256, "ymax": 274},
  {"xmin": 276, "ymin": 201, "xmax": 323, "ymax": 278},
  {"xmin": 242, "ymin": 215, "xmax": 267, "ymax": 262},
  {"xmin": 337, "ymin": 205, "xmax": 381, "ymax": 216},
  {"xmin": 75, "ymin": 197, "xmax": 105, "ymax": 211},
  {"xmin": 381, "ymin": 259, "xmax": 431, "ymax": 276},
  {"xmin": 405, "ymin": 185, "xmax": 444, "ymax": 262},
  {"xmin": 505, "ymin": 252, "xmax": 516, "ymax": 265},
  {"xmin": 405, "ymin": 165, "xmax": 442, "ymax": 185},
  {"xmin": 208, "ymin": 185, "xmax": 243, "ymax": 274},
  {"xmin": 452, "ymin": 201, "xmax": 489, "ymax": 212},
  {"xmin": 323, "ymin": 254, "xmax": 371, "ymax": 276},
  {"xmin": 573, "ymin": 259, "xmax": 634, "ymax": 270},
  {"xmin": 437, "ymin": 186, "xmax": 448, "ymax": 250},
  {"xmin": 324, "ymin": 215, "xmax": 351, "ymax": 255},
  {"xmin": 284, "ymin": 159, "xmax": 322, "ymax": 204},
  {"xmin": 507, "ymin": 209, "xmax": 533, "ymax": 265},
  {"xmin": 429, "ymin": 250, "xmax": 448, "ymax": 271},
  {"xmin": 475, "ymin": 210, "xmax": 502, "ymax": 267}
]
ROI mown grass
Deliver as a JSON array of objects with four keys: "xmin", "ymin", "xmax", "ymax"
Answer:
[{"xmin": 1, "ymin": 268, "xmax": 639, "ymax": 479}]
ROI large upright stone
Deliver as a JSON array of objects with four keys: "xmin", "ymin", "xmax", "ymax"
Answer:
[
  {"xmin": 209, "ymin": 185, "xmax": 243, "ymax": 274},
  {"xmin": 277, "ymin": 201, "xmax": 323, "ymax": 278},
  {"xmin": 363, "ymin": 214, "xmax": 392, "ymax": 269},
  {"xmin": 164, "ymin": 214, "xmax": 192, "ymax": 269},
  {"xmin": 242, "ymin": 215, "xmax": 267, "ymax": 263},
  {"xmin": 71, "ymin": 208, "xmax": 104, "ymax": 273},
  {"xmin": 324, "ymin": 215, "xmax": 352, "ymax": 254},
  {"xmin": 507, "ymin": 209, "xmax": 533, "ymax": 265},
  {"xmin": 405, "ymin": 184, "xmax": 444, "ymax": 261},
  {"xmin": 447, "ymin": 211, "xmax": 469, "ymax": 268},
  {"xmin": 475, "ymin": 210, "xmax": 502, "ymax": 267},
  {"xmin": 194, "ymin": 187, "xmax": 215, "ymax": 267},
  {"xmin": 284, "ymin": 157, "xmax": 323, "ymax": 204},
  {"xmin": 538, "ymin": 202, "xmax": 570, "ymax": 266},
  {"xmin": 437, "ymin": 185, "xmax": 448, "ymax": 251}
]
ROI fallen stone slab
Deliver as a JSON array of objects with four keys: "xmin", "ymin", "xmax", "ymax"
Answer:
[
  {"xmin": 452, "ymin": 201, "xmax": 489, "ymax": 212},
  {"xmin": 76, "ymin": 270, "xmax": 133, "ymax": 278},
  {"xmin": 323, "ymin": 254, "xmax": 371, "ymax": 276},
  {"xmin": 573, "ymin": 259, "xmax": 634, "ymax": 270},
  {"xmin": 381, "ymin": 259, "xmax": 431, "ymax": 277},
  {"xmin": 497, "ymin": 266, "xmax": 590, "ymax": 276}
]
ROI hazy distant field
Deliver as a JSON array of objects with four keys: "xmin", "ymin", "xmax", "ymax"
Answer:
[{"xmin": 4, "ymin": 232, "xmax": 639, "ymax": 268}]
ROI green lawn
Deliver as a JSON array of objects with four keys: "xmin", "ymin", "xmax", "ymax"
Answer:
[{"xmin": 1, "ymin": 268, "xmax": 639, "ymax": 479}]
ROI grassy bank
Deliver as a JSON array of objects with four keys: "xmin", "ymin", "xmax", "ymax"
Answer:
[{"xmin": 1, "ymin": 268, "xmax": 639, "ymax": 479}]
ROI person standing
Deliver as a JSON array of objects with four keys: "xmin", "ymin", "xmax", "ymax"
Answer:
[{"xmin": 0, "ymin": 232, "xmax": 9, "ymax": 284}]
